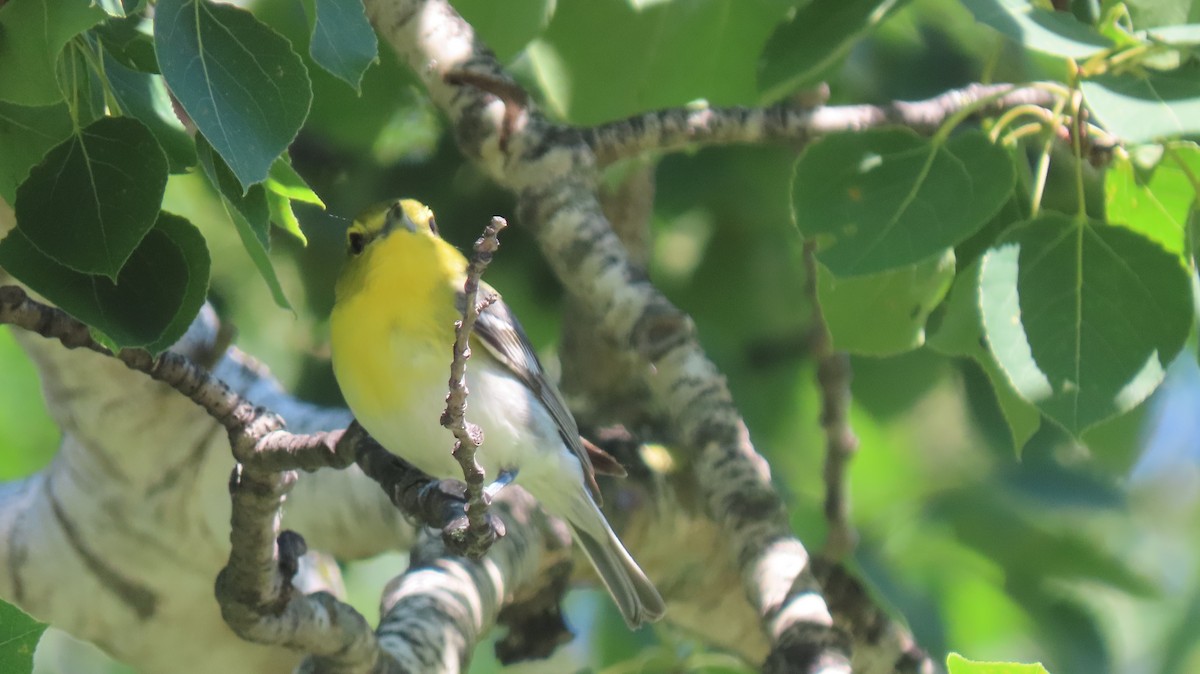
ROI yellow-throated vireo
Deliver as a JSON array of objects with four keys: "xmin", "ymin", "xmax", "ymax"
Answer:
[{"xmin": 330, "ymin": 199, "xmax": 665, "ymax": 628}]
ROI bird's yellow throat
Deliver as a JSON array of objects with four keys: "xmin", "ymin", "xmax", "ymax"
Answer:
[{"xmin": 330, "ymin": 225, "xmax": 466, "ymax": 418}]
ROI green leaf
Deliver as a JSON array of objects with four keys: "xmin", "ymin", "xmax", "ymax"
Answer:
[
  {"xmin": 196, "ymin": 138, "xmax": 292, "ymax": 310},
  {"xmin": 1079, "ymin": 393, "xmax": 1152, "ymax": 476},
  {"xmin": 265, "ymin": 157, "xmax": 323, "ymax": 245},
  {"xmin": 793, "ymin": 129, "xmax": 1015, "ymax": 276},
  {"xmin": 266, "ymin": 191, "xmax": 307, "ymax": 246},
  {"xmin": 0, "ymin": 599, "xmax": 46, "ymax": 674},
  {"xmin": 309, "ymin": 0, "xmax": 378, "ymax": 93},
  {"xmin": 96, "ymin": 0, "xmax": 127, "ymax": 18},
  {"xmin": 817, "ymin": 250, "xmax": 955, "ymax": 356},
  {"xmin": 0, "ymin": 212, "xmax": 209, "ymax": 351},
  {"xmin": 197, "ymin": 137, "xmax": 269, "ymax": 237},
  {"xmin": 1160, "ymin": 586, "xmax": 1200, "ymax": 674},
  {"xmin": 1105, "ymin": 150, "xmax": 1197, "ymax": 256},
  {"xmin": 0, "ymin": 0, "xmax": 106, "ymax": 105},
  {"xmin": 57, "ymin": 47, "xmax": 108, "ymax": 127},
  {"xmin": 103, "ymin": 53, "xmax": 196, "ymax": 173},
  {"xmin": 453, "ymin": 0, "xmax": 555, "ymax": 61},
  {"xmin": 154, "ymin": 0, "xmax": 312, "ymax": 190},
  {"xmin": 529, "ymin": 0, "xmax": 790, "ymax": 124},
  {"xmin": 1138, "ymin": 24, "xmax": 1200, "ymax": 46},
  {"xmin": 1119, "ymin": 0, "xmax": 1200, "ymax": 31},
  {"xmin": 947, "ymin": 652, "xmax": 1051, "ymax": 674},
  {"xmin": 934, "ymin": 488, "xmax": 1156, "ymax": 595},
  {"xmin": 93, "ymin": 17, "xmax": 160, "ymax": 74},
  {"xmin": 928, "ymin": 260, "xmax": 1042, "ymax": 452},
  {"xmin": 961, "ymin": 0, "xmax": 1114, "ymax": 58},
  {"xmin": 1082, "ymin": 68, "xmax": 1200, "ymax": 144},
  {"xmin": 0, "ymin": 328, "xmax": 59, "ymax": 480},
  {"xmin": 95, "ymin": 0, "xmax": 142, "ymax": 19},
  {"xmin": 229, "ymin": 207, "xmax": 292, "ymax": 311},
  {"xmin": 979, "ymin": 213, "xmax": 1193, "ymax": 435},
  {"xmin": 0, "ymin": 102, "xmax": 74, "ymax": 203},
  {"xmin": 267, "ymin": 157, "xmax": 325, "ymax": 208},
  {"xmin": 758, "ymin": 0, "xmax": 905, "ymax": 102},
  {"xmin": 13, "ymin": 116, "xmax": 168, "ymax": 278},
  {"xmin": 143, "ymin": 213, "xmax": 211, "ymax": 353}
]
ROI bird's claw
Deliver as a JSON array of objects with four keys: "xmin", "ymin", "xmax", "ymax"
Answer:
[{"xmin": 442, "ymin": 512, "xmax": 506, "ymax": 560}]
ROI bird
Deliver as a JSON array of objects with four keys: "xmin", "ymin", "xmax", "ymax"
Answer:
[{"xmin": 329, "ymin": 198, "xmax": 665, "ymax": 628}]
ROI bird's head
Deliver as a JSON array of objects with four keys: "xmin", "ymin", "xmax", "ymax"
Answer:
[
  {"xmin": 345, "ymin": 198, "xmax": 440, "ymax": 257},
  {"xmin": 335, "ymin": 198, "xmax": 466, "ymax": 303}
]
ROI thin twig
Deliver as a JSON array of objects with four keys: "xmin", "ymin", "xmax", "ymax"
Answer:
[
  {"xmin": 441, "ymin": 216, "xmax": 508, "ymax": 560},
  {"xmin": 801, "ymin": 244, "xmax": 860, "ymax": 562},
  {"xmin": 582, "ymin": 82, "xmax": 1060, "ymax": 166}
]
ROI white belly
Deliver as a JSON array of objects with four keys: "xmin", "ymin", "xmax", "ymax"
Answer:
[{"xmin": 339, "ymin": 339, "xmax": 577, "ymax": 500}]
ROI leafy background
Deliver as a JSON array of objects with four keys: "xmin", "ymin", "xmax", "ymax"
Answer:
[{"xmin": 2, "ymin": 0, "xmax": 1200, "ymax": 673}]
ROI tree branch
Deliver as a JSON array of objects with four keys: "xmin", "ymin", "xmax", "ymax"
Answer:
[
  {"xmin": 362, "ymin": 0, "xmax": 863, "ymax": 670},
  {"xmin": 802, "ymin": 243, "xmax": 860, "ymax": 562},
  {"xmin": 440, "ymin": 216, "xmax": 508, "ymax": 560},
  {"xmin": 369, "ymin": 488, "xmax": 573, "ymax": 673},
  {"xmin": 582, "ymin": 83, "xmax": 1059, "ymax": 165},
  {"xmin": 0, "ymin": 2, "xmax": 1066, "ymax": 669},
  {"xmin": 0, "ymin": 284, "xmax": 514, "ymax": 672}
]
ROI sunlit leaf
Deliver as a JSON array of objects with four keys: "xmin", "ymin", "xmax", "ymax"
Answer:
[
  {"xmin": 1121, "ymin": 0, "xmax": 1199, "ymax": 31},
  {"xmin": 928, "ymin": 260, "xmax": 1042, "ymax": 452},
  {"xmin": 979, "ymin": 213, "xmax": 1192, "ymax": 435},
  {"xmin": 266, "ymin": 157, "xmax": 325, "ymax": 207},
  {"xmin": 95, "ymin": 0, "xmax": 143, "ymax": 19},
  {"xmin": 818, "ymin": 250, "xmax": 954, "ymax": 356},
  {"xmin": 947, "ymin": 652, "xmax": 1050, "ymax": 674},
  {"xmin": 1138, "ymin": 24, "xmax": 1200, "ymax": 46},
  {"xmin": 264, "ymin": 157, "xmax": 323, "ymax": 245},
  {"xmin": 1105, "ymin": 150, "xmax": 1196, "ymax": 256},
  {"xmin": 961, "ymin": 0, "xmax": 1113, "ymax": 58},
  {"xmin": 1082, "ymin": 68, "xmax": 1200, "ymax": 144},
  {"xmin": 266, "ymin": 191, "xmax": 306, "ymax": 246},
  {"xmin": 794, "ymin": 129, "xmax": 1014, "ymax": 276}
]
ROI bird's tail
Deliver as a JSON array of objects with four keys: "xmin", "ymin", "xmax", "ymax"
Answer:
[{"xmin": 569, "ymin": 512, "xmax": 666, "ymax": 629}]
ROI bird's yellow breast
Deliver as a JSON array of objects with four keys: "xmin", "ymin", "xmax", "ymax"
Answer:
[{"xmin": 330, "ymin": 228, "xmax": 466, "ymax": 421}]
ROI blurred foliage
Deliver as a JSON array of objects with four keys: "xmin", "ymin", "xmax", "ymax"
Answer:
[
  {"xmin": 0, "ymin": 328, "xmax": 58, "ymax": 480},
  {"xmin": 3, "ymin": 0, "xmax": 1200, "ymax": 673}
]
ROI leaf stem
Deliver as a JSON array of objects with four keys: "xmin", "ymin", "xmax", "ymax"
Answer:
[
  {"xmin": 989, "ymin": 104, "xmax": 1056, "ymax": 144},
  {"xmin": 74, "ymin": 35, "xmax": 122, "ymax": 117},
  {"xmin": 1000, "ymin": 121, "xmax": 1050, "ymax": 145},
  {"xmin": 932, "ymin": 84, "xmax": 1025, "ymax": 144},
  {"xmin": 1069, "ymin": 82, "xmax": 1087, "ymax": 222},
  {"xmin": 1029, "ymin": 90, "xmax": 1070, "ymax": 218}
]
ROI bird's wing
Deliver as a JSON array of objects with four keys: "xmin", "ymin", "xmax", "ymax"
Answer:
[{"xmin": 462, "ymin": 286, "xmax": 605, "ymax": 502}]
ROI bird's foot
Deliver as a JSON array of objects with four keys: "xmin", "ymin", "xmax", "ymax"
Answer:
[{"xmin": 483, "ymin": 468, "xmax": 518, "ymax": 500}]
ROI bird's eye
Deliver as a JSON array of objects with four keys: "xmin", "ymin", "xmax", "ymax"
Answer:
[
  {"xmin": 348, "ymin": 231, "xmax": 366, "ymax": 255},
  {"xmin": 427, "ymin": 216, "xmax": 439, "ymax": 235}
]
